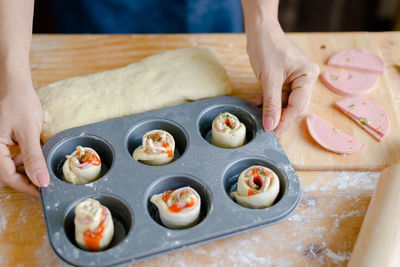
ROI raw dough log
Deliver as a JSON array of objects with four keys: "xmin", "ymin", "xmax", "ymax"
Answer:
[
  {"xmin": 327, "ymin": 48, "xmax": 385, "ymax": 74},
  {"xmin": 150, "ymin": 186, "xmax": 201, "ymax": 229},
  {"xmin": 62, "ymin": 146, "xmax": 101, "ymax": 184},
  {"xmin": 133, "ymin": 130, "xmax": 175, "ymax": 166},
  {"xmin": 306, "ymin": 113, "xmax": 365, "ymax": 154},
  {"xmin": 74, "ymin": 198, "xmax": 114, "ymax": 252},
  {"xmin": 38, "ymin": 48, "xmax": 232, "ymax": 142},
  {"xmin": 211, "ymin": 112, "xmax": 246, "ymax": 148},
  {"xmin": 320, "ymin": 71, "xmax": 379, "ymax": 96},
  {"xmin": 348, "ymin": 164, "xmax": 400, "ymax": 267},
  {"xmin": 231, "ymin": 165, "xmax": 280, "ymax": 209},
  {"xmin": 335, "ymin": 96, "xmax": 390, "ymax": 141}
]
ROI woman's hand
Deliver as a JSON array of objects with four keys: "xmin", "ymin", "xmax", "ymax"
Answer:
[
  {"xmin": 0, "ymin": 71, "xmax": 49, "ymax": 197},
  {"xmin": 242, "ymin": 0, "xmax": 319, "ymax": 137},
  {"xmin": 0, "ymin": 0, "xmax": 48, "ymax": 197}
]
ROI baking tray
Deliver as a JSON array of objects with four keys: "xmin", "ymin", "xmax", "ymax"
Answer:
[{"xmin": 40, "ymin": 96, "xmax": 301, "ymax": 266}]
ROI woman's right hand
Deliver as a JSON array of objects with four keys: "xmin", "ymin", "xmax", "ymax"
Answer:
[{"xmin": 0, "ymin": 69, "xmax": 49, "ymax": 197}]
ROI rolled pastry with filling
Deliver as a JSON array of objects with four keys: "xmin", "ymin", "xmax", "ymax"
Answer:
[
  {"xmin": 133, "ymin": 130, "xmax": 175, "ymax": 166},
  {"xmin": 231, "ymin": 166, "xmax": 280, "ymax": 209},
  {"xmin": 211, "ymin": 112, "xmax": 246, "ymax": 148},
  {"xmin": 62, "ymin": 146, "xmax": 101, "ymax": 184},
  {"xmin": 150, "ymin": 186, "xmax": 201, "ymax": 229},
  {"xmin": 74, "ymin": 198, "xmax": 114, "ymax": 251}
]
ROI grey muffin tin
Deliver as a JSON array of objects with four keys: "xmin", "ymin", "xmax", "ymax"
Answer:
[{"xmin": 40, "ymin": 96, "xmax": 301, "ymax": 267}]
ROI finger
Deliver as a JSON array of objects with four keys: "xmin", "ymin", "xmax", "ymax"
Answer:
[
  {"xmin": 274, "ymin": 65, "xmax": 318, "ymax": 137},
  {"xmin": 0, "ymin": 145, "xmax": 39, "ymax": 197},
  {"xmin": 15, "ymin": 129, "xmax": 49, "ymax": 187},
  {"xmin": 249, "ymin": 96, "xmax": 263, "ymax": 107},
  {"xmin": 274, "ymin": 84, "xmax": 313, "ymax": 138},
  {"xmin": 12, "ymin": 153, "xmax": 24, "ymax": 167},
  {"xmin": 282, "ymin": 90, "xmax": 290, "ymax": 108},
  {"xmin": 260, "ymin": 75, "xmax": 284, "ymax": 131},
  {"xmin": 5, "ymin": 173, "xmax": 40, "ymax": 198},
  {"xmin": 0, "ymin": 144, "xmax": 15, "ymax": 186}
]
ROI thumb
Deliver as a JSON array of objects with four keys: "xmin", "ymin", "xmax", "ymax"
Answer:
[
  {"xmin": 16, "ymin": 129, "xmax": 49, "ymax": 187},
  {"xmin": 261, "ymin": 75, "xmax": 284, "ymax": 131}
]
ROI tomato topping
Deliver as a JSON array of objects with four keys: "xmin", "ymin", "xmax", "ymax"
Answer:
[
  {"xmin": 83, "ymin": 208, "xmax": 107, "ymax": 251},
  {"xmin": 162, "ymin": 190, "xmax": 195, "ymax": 213},
  {"xmin": 248, "ymin": 188, "xmax": 258, "ymax": 196},
  {"xmin": 79, "ymin": 152, "xmax": 101, "ymax": 166},
  {"xmin": 149, "ymin": 132, "xmax": 173, "ymax": 158}
]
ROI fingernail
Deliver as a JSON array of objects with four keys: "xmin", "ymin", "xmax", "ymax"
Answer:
[
  {"xmin": 263, "ymin": 117, "xmax": 274, "ymax": 131},
  {"xmin": 36, "ymin": 171, "xmax": 49, "ymax": 187}
]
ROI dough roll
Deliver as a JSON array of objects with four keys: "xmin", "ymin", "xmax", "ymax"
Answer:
[
  {"xmin": 38, "ymin": 47, "xmax": 231, "ymax": 142},
  {"xmin": 211, "ymin": 112, "xmax": 246, "ymax": 148},
  {"xmin": 133, "ymin": 130, "xmax": 175, "ymax": 166},
  {"xmin": 231, "ymin": 165, "xmax": 280, "ymax": 209},
  {"xmin": 62, "ymin": 146, "xmax": 101, "ymax": 185},
  {"xmin": 74, "ymin": 198, "xmax": 114, "ymax": 252},
  {"xmin": 150, "ymin": 186, "xmax": 201, "ymax": 229},
  {"xmin": 348, "ymin": 164, "xmax": 400, "ymax": 267}
]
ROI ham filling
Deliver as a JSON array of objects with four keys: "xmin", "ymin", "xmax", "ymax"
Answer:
[
  {"xmin": 244, "ymin": 167, "xmax": 272, "ymax": 196},
  {"xmin": 213, "ymin": 113, "xmax": 239, "ymax": 133},
  {"xmin": 162, "ymin": 188, "xmax": 198, "ymax": 213},
  {"xmin": 144, "ymin": 132, "xmax": 173, "ymax": 157},
  {"xmin": 69, "ymin": 146, "xmax": 101, "ymax": 169}
]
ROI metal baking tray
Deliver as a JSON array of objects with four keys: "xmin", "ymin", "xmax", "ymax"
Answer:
[{"xmin": 40, "ymin": 96, "xmax": 301, "ymax": 266}]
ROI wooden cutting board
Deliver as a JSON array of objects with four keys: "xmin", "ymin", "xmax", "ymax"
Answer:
[
  {"xmin": 30, "ymin": 33, "xmax": 400, "ymax": 171},
  {"xmin": 279, "ymin": 33, "xmax": 400, "ymax": 171}
]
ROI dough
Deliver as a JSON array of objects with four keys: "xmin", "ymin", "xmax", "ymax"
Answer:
[
  {"xmin": 320, "ymin": 71, "xmax": 379, "ymax": 96},
  {"xmin": 74, "ymin": 198, "xmax": 114, "ymax": 251},
  {"xmin": 150, "ymin": 186, "xmax": 201, "ymax": 229},
  {"xmin": 348, "ymin": 164, "xmax": 400, "ymax": 267},
  {"xmin": 335, "ymin": 96, "xmax": 390, "ymax": 141},
  {"xmin": 231, "ymin": 165, "xmax": 280, "ymax": 209},
  {"xmin": 306, "ymin": 113, "xmax": 365, "ymax": 154},
  {"xmin": 211, "ymin": 112, "xmax": 246, "ymax": 148},
  {"xmin": 327, "ymin": 48, "xmax": 385, "ymax": 74},
  {"xmin": 133, "ymin": 130, "xmax": 175, "ymax": 166},
  {"xmin": 38, "ymin": 47, "xmax": 232, "ymax": 142},
  {"xmin": 62, "ymin": 146, "xmax": 101, "ymax": 184}
]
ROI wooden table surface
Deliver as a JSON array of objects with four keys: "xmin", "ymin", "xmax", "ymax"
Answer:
[{"xmin": 1, "ymin": 32, "xmax": 400, "ymax": 266}]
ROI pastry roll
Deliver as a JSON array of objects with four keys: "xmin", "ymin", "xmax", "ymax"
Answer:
[
  {"xmin": 74, "ymin": 198, "xmax": 114, "ymax": 251},
  {"xmin": 62, "ymin": 146, "xmax": 101, "ymax": 185},
  {"xmin": 133, "ymin": 130, "xmax": 175, "ymax": 166},
  {"xmin": 231, "ymin": 166, "xmax": 280, "ymax": 209},
  {"xmin": 211, "ymin": 112, "xmax": 246, "ymax": 148},
  {"xmin": 150, "ymin": 186, "xmax": 201, "ymax": 229}
]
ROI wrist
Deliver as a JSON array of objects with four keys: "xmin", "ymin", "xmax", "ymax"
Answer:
[{"xmin": 0, "ymin": 57, "xmax": 34, "ymax": 93}]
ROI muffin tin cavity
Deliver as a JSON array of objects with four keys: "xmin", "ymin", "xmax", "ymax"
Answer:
[
  {"xmin": 197, "ymin": 105, "xmax": 257, "ymax": 147},
  {"xmin": 223, "ymin": 157, "xmax": 287, "ymax": 208},
  {"xmin": 145, "ymin": 175, "xmax": 212, "ymax": 229},
  {"xmin": 63, "ymin": 195, "xmax": 132, "ymax": 252},
  {"xmin": 126, "ymin": 119, "xmax": 188, "ymax": 164},
  {"xmin": 48, "ymin": 135, "xmax": 114, "ymax": 183}
]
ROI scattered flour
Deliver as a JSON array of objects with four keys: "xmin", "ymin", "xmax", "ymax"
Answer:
[
  {"xmin": 325, "ymin": 248, "xmax": 351, "ymax": 263},
  {"xmin": 0, "ymin": 215, "xmax": 7, "ymax": 234}
]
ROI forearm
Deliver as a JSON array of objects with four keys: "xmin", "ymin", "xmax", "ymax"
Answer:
[
  {"xmin": 241, "ymin": 0, "xmax": 282, "ymax": 33},
  {"xmin": 0, "ymin": 0, "xmax": 34, "ymax": 80}
]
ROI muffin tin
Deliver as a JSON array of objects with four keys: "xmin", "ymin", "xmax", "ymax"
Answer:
[{"xmin": 40, "ymin": 96, "xmax": 301, "ymax": 266}]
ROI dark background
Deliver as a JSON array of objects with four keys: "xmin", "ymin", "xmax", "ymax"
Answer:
[{"xmin": 33, "ymin": 0, "xmax": 400, "ymax": 33}]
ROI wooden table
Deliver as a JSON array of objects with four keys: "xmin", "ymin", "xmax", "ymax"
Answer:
[{"xmin": 1, "ymin": 32, "xmax": 399, "ymax": 266}]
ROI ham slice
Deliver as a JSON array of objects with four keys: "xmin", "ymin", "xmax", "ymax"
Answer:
[
  {"xmin": 306, "ymin": 113, "xmax": 365, "ymax": 154},
  {"xmin": 320, "ymin": 71, "xmax": 379, "ymax": 96},
  {"xmin": 335, "ymin": 97, "xmax": 390, "ymax": 141},
  {"xmin": 328, "ymin": 49, "xmax": 385, "ymax": 74}
]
